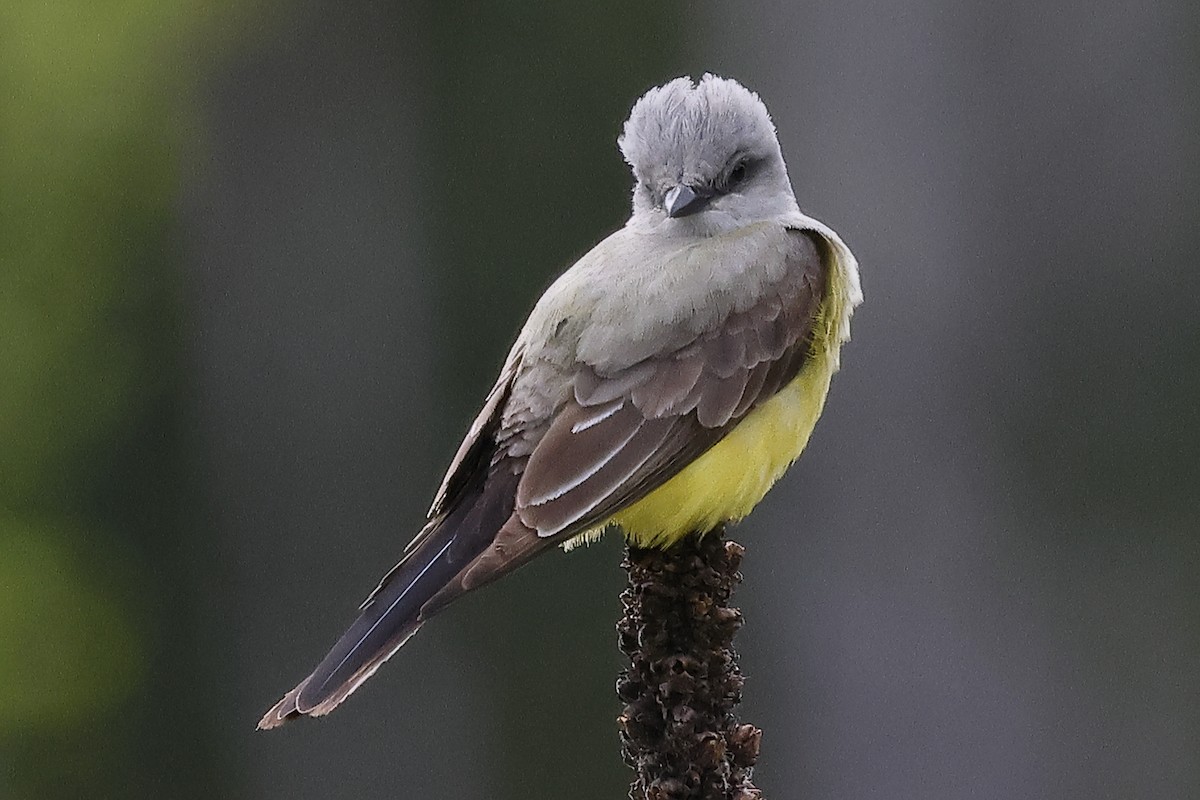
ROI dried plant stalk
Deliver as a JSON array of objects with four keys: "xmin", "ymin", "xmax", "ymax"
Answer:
[{"xmin": 617, "ymin": 528, "xmax": 763, "ymax": 800}]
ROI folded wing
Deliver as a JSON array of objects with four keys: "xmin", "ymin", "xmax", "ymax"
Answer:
[{"xmin": 516, "ymin": 228, "xmax": 828, "ymax": 538}]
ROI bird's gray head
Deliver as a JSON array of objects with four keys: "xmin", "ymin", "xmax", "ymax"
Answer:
[{"xmin": 619, "ymin": 74, "xmax": 798, "ymax": 233}]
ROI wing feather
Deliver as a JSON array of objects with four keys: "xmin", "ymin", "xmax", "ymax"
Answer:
[
  {"xmin": 630, "ymin": 350, "xmax": 706, "ymax": 418},
  {"xmin": 703, "ymin": 332, "xmax": 746, "ymax": 379},
  {"xmin": 518, "ymin": 401, "xmax": 648, "ymax": 506},
  {"xmin": 696, "ymin": 369, "xmax": 750, "ymax": 428},
  {"xmin": 732, "ymin": 359, "xmax": 772, "ymax": 418},
  {"xmin": 574, "ymin": 360, "xmax": 657, "ymax": 405},
  {"xmin": 428, "ymin": 345, "xmax": 524, "ymax": 518},
  {"xmin": 519, "ymin": 409, "xmax": 679, "ymax": 536}
]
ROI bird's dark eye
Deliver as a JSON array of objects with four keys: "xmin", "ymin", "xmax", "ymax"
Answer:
[{"xmin": 729, "ymin": 162, "xmax": 748, "ymax": 186}]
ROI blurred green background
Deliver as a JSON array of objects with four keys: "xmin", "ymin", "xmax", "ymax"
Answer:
[{"xmin": 2, "ymin": 1, "xmax": 1197, "ymax": 798}]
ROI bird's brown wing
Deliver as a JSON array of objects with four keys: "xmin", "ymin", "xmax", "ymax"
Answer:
[{"xmin": 512, "ymin": 228, "xmax": 828, "ymax": 540}]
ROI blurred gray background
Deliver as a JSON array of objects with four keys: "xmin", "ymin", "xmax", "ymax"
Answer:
[{"xmin": 4, "ymin": 0, "xmax": 1197, "ymax": 798}]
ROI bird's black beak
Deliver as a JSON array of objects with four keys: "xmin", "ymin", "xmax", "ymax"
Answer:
[{"xmin": 664, "ymin": 184, "xmax": 715, "ymax": 218}]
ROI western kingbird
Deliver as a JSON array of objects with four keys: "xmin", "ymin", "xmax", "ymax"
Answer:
[{"xmin": 259, "ymin": 74, "xmax": 862, "ymax": 729}]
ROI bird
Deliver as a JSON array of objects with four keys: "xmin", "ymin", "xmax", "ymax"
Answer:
[{"xmin": 258, "ymin": 74, "xmax": 862, "ymax": 729}]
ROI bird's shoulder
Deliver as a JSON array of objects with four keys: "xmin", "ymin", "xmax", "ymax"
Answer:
[{"xmin": 519, "ymin": 221, "xmax": 808, "ymax": 374}]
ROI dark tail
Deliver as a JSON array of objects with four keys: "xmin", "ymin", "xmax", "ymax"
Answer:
[{"xmin": 258, "ymin": 467, "xmax": 526, "ymax": 729}]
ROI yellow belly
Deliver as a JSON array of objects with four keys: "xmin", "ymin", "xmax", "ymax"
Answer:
[{"xmin": 608, "ymin": 347, "xmax": 835, "ymax": 548}]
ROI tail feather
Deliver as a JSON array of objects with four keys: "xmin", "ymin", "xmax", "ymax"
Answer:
[
  {"xmin": 257, "ymin": 622, "xmax": 423, "ymax": 729},
  {"xmin": 258, "ymin": 467, "xmax": 523, "ymax": 730}
]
